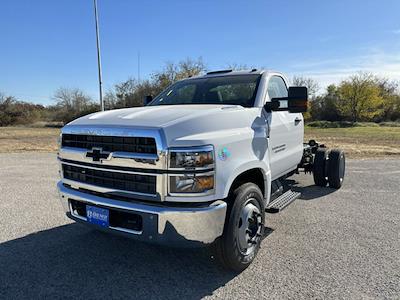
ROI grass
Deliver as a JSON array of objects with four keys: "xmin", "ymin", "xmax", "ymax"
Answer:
[
  {"xmin": 1, "ymin": 125, "xmax": 399, "ymax": 158},
  {"xmin": 0, "ymin": 127, "xmax": 60, "ymax": 153},
  {"xmin": 305, "ymin": 126, "xmax": 400, "ymax": 157}
]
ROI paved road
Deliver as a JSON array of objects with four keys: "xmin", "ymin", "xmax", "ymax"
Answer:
[{"xmin": 0, "ymin": 153, "xmax": 399, "ymax": 299}]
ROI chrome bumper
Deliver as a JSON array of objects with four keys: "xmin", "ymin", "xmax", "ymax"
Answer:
[{"xmin": 57, "ymin": 181, "xmax": 227, "ymax": 246}]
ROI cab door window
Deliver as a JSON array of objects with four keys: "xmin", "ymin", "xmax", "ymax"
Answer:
[{"xmin": 267, "ymin": 76, "xmax": 288, "ymax": 98}]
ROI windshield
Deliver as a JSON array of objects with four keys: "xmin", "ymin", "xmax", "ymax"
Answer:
[{"xmin": 149, "ymin": 74, "xmax": 261, "ymax": 107}]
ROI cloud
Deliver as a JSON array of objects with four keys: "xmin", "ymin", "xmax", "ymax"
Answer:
[
  {"xmin": 392, "ymin": 29, "xmax": 400, "ymax": 35},
  {"xmin": 287, "ymin": 48, "xmax": 400, "ymax": 93}
]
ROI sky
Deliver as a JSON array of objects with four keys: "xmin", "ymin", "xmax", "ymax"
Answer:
[{"xmin": 1, "ymin": 0, "xmax": 400, "ymax": 105}]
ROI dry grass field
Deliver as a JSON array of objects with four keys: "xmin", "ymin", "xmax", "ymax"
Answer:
[
  {"xmin": 1, "ymin": 125, "xmax": 399, "ymax": 158},
  {"xmin": 304, "ymin": 126, "xmax": 400, "ymax": 158},
  {"xmin": 0, "ymin": 127, "xmax": 60, "ymax": 153}
]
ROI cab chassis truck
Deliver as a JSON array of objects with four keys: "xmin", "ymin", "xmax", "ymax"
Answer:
[{"xmin": 57, "ymin": 70, "xmax": 345, "ymax": 271}]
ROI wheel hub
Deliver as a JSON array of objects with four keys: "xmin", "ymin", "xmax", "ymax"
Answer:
[{"xmin": 237, "ymin": 200, "xmax": 263, "ymax": 254}]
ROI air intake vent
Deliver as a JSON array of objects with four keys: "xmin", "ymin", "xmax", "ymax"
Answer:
[
  {"xmin": 62, "ymin": 164, "xmax": 156, "ymax": 195},
  {"xmin": 61, "ymin": 134, "xmax": 157, "ymax": 154}
]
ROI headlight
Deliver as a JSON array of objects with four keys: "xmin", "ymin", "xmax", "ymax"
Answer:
[
  {"xmin": 168, "ymin": 145, "xmax": 215, "ymax": 195},
  {"xmin": 169, "ymin": 146, "xmax": 214, "ymax": 169},
  {"xmin": 169, "ymin": 173, "xmax": 214, "ymax": 194}
]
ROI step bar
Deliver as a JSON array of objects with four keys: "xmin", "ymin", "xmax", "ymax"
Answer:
[{"xmin": 266, "ymin": 190, "xmax": 301, "ymax": 213}]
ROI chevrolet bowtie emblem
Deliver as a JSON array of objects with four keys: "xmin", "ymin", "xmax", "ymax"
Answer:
[{"xmin": 86, "ymin": 148, "xmax": 110, "ymax": 162}]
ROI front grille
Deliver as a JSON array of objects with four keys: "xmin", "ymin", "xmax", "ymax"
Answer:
[
  {"xmin": 63, "ymin": 164, "xmax": 156, "ymax": 195},
  {"xmin": 61, "ymin": 134, "xmax": 157, "ymax": 154}
]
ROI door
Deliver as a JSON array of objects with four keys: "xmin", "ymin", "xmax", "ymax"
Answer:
[{"xmin": 266, "ymin": 76, "xmax": 303, "ymax": 180}]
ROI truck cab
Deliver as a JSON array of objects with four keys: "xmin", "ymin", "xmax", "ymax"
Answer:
[{"xmin": 57, "ymin": 70, "xmax": 345, "ymax": 271}]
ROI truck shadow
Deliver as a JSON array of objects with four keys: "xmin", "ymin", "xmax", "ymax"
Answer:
[
  {"xmin": 286, "ymin": 178, "xmax": 337, "ymax": 201},
  {"xmin": 0, "ymin": 223, "xmax": 272, "ymax": 299}
]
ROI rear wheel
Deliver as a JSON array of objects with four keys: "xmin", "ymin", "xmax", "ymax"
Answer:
[
  {"xmin": 313, "ymin": 148, "xmax": 328, "ymax": 187},
  {"xmin": 327, "ymin": 149, "xmax": 345, "ymax": 189},
  {"xmin": 214, "ymin": 183, "xmax": 265, "ymax": 272}
]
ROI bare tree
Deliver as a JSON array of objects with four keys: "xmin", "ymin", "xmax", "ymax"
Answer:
[
  {"xmin": 226, "ymin": 63, "xmax": 251, "ymax": 71},
  {"xmin": 104, "ymin": 57, "xmax": 207, "ymax": 109},
  {"xmin": 291, "ymin": 76, "xmax": 320, "ymax": 98},
  {"xmin": 52, "ymin": 88, "xmax": 98, "ymax": 123},
  {"xmin": 103, "ymin": 88, "xmax": 117, "ymax": 110},
  {"xmin": 54, "ymin": 88, "xmax": 94, "ymax": 110},
  {"xmin": 152, "ymin": 57, "xmax": 206, "ymax": 90},
  {"xmin": 178, "ymin": 57, "xmax": 206, "ymax": 79},
  {"xmin": 0, "ymin": 92, "xmax": 16, "ymax": 105}
]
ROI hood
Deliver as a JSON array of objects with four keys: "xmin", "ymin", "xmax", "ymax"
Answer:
[
  {"xmin": 66, "ymin": 105, "xmax": 259, "ymax": 146},
  {"xmin": 68, "ymin": 105, "xmax": 238, "ymax": 128}
]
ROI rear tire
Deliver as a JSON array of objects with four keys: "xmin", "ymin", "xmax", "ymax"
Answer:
[
  {"xmin": 327, "ymin": 149, "xmax": 345, "ymax": 189},
  {"xmin": 214, "ymin": 183, "xmax": 265, "ymax": 272},
  {"xmin": 313, "ymin": 148, "xmax": 328, "ymax": 187}
]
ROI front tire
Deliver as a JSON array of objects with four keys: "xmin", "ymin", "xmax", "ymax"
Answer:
[{"xmin": 214, "ymin": 183, "xmax": 265, "ymax": 272}]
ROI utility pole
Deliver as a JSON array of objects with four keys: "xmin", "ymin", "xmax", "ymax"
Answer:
[{"xmin": 93, "ymin": 0, "xmax": 104, "ymax": 111}]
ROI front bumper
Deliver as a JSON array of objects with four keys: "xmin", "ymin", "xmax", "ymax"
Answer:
[{"xmin": 57, "ymin": 181, "xmax": 227, "ymax": 247}]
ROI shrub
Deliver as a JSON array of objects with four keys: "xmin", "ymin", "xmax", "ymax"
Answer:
[
  {"xmin": 306, "ymin": 121, "xmax": 382, "ymax": 128},
  {"xmin": 307, "ymin": 121, "xmax": 340, "ymax": 128},
  {"xmin": 379, "ymin": 121, "xmax": 400, "ymax": 127}
]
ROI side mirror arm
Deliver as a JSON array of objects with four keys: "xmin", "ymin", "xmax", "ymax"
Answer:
[{"xmin": 264, "ymin": 99, "xmax": 281, "ymax": 112}]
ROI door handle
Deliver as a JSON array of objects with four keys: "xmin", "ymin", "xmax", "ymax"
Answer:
[{"xmin": 294, "ymin": 117, "xmax": 302, "ymax": 125}]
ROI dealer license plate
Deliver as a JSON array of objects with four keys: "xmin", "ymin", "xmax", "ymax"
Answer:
[{"xmin": 86, "ymin": 205, "xmax": 109, "ymax": 228}]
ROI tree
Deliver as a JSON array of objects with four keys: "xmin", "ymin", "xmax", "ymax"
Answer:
[
  {"xmin": 291, "ymin": 76, "xmax": 320, "ymax": 98},
  {"xmin": 0, "ymin": 92, "xmax": 44, "ymax": 126},
  {"xmin": 310, "ymin": 85, "xmax": 341, "ymax": 121},
  {"xmin": 291, "ymin": 76, "xmax": 320, "ymax": 121},
  {"xmin": 227, "ymin": 63, "xmax": 252, "ymax": 70},
  {"xmin": 376, "ymin": 78, "xmax": 400, "ymax": 121},
  {"xmin": 114, "ymin": 78, "xmax": 141, "ymax": 108},
  {"xmin": 0, "ymin": 93, "xmax": 16, "ymax": 126},
  {"xmin": 103, "ymin": 88, "xmax": 119, "ymax": 110},
  {"xmin": 52, "ymin": 88, "xmax": 98, "ymax": 123},
  {"xmin": 106, "ymin": 57, "xmax": 207, "ymax": 109},
  {"xmin": 337, "ymin": 73, "xmax": 384, "ymax": 122},
  {"xmin": 151, "ymin": 57, "xmax": 206, "ymax": 91},
  {"xmin": 105, "ymin": 78, "xmax": 161, "ymax": 109}
]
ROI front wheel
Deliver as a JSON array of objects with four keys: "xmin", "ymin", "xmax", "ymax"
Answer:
[{"xmin": 214, "ymin": 183, "xmax": 265, "ymax": 272}]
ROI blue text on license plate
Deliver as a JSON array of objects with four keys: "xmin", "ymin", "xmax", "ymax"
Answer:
[{"xmin": 86, "ymin": 205, "xmax": 109, "ymax": 227}]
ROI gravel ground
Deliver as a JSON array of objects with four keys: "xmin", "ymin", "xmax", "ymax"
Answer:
[{"xmin": 0, "ymin": 153, "xmax": 399, "ymax": 299}]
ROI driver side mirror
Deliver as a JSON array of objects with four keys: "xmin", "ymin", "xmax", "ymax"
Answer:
[
  {"xmin": 144, "ymin": 95, "xmax": 153, "ymax": 106},
  {"xmin": 265, "ymin": 86, "xmax": 308, "ymax": 113}
]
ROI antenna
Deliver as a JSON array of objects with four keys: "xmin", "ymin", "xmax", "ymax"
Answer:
[{"xmin": 138, "ymin": 52, "xmax": 141, "ymax": 84}]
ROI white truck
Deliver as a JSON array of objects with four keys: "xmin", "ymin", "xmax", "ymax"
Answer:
[{"xmin": 57, "ymin": 69, "xmax": 345, "ymax": 271}]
